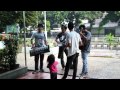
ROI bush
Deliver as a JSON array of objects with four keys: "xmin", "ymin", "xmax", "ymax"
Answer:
[
  {"xmin": 0, "ymin": 34, "xmax": 19, "ymax": 70},
  {"xmin": 0, "ymin": 49, "xmax": 5, "ymax": 66},
  {"xmin": 0, "ymin": 35, "xmax": 2, "ymax": 41},
  {"xmin": 105, "ymin": 33, "xmax": 116, "ymax": 49}
]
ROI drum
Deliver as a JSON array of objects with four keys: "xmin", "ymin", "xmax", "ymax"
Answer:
[{"xmin": 30, "ymin": 45, "xmax": 50, "ymax": 56}]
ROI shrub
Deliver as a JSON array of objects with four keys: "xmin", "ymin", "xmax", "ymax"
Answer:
[{"xmin": 0, "ymin": 34, "xmax": 19, "ymax": 70}]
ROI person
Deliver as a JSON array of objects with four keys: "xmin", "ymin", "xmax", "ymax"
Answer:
[
  {"xmin": 62, "ymin": 22, "xmax": 82, "ymax": 79},
  {"xmin": 31, "ymin": 23, "xmax": 47, "ymax": 73},
  {"xmin": 79, "ymin": 25, "xmax": 92, "ymax": 79},
  {"xmin": 55, "ymin": 24, "xmax": 68, "ymax": 70},
  {"xmin": 47, "ymin": 54, "xmax": 58, "ymax": 79}
]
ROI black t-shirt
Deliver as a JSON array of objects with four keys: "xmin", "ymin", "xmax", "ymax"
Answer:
[{"xmin": 56, "ymin": 32, "xmax": 67, "ymax": 46}]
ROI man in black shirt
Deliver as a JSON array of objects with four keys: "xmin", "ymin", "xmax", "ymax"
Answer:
[{"xmin": 55, "ymin": 24, "xmax": 68, "ymax": 70}]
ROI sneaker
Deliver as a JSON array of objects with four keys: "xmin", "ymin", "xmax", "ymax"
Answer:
[
  {"xmin": 83, "ymin": 73, "xmax": 89, "ymax": 79},
  {"xmin": 40, "ymin": 69, "xmax": 44, "ymax": 72},
  {"xmin": 79, "ymin": 73, "xmax": 89, "ymax": 79},
  {"xmin": 79, "ymin": 73, "xmax": 85, "ymax": 79},
  {"xmin": 32, "ymin": 70, "xmax": 39, "ymax": 74}
]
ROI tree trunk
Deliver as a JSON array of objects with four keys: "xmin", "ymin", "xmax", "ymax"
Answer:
[{"xmin": 89, "ymin": 21, "xmax": 94, "ymax": 32}]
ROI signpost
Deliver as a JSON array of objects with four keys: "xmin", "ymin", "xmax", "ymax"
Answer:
[{"xmin": 6, "ymin": 24, "xmax": 19, "ymax": 34}]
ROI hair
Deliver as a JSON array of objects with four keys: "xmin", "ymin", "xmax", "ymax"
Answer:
[
  {"xmin": 79, "ymin": 25, "xmax": 86, "ymax": 30},
  {"xmin": 47, "ymin": 54, "xmax": 55, "ymax": 67},
  {"xmin": 38, "ymin": 23, "xmax": 44, "ymax": 28},
  {"xmin": 61, "ymin": 24, "xmax": 67, "ymax": 30},
  {"xmin": 68, "ymin": 21, "xmax": 74, "ymax": 30}
]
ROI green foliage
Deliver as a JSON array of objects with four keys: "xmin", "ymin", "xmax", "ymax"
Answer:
[
  {"xmin": 46, "ymin": 20, "xmax": 51, "ymax": 32},
  {"xmin": 47, "ymin": 11, "xmax": 66, "ymax": 27},
  {"xmin": 0, "ymin": 11, "xmax": 104, "ymax": 33},
  {"xmin": 0, "ymin": 11, "xmax": 40, "ymax": 30},
  {"xmin": 46, "ymin": 11, "xmax": 104, "ymax": 31},
  {"xmin": 0, "ymin": 34, "xmax": 19, "ymax": 70},
  {"xmin": 99, "ymin": 11, "xmax": 120, "ymax": 29},
  {"xmin": 105, "ymin": 33, "xmax": 115, "ymax": 49},
  {"xmin": 0, "ymin": 35, "xmax": 2, "ymax": 41},
  {"xmin": 115, "ymin": 11, "xmax": 120, "ymax": 16},
  {"xmin": 0, "ymin": 49, "xmax": 5, "ymax": 65},
  {"xmin": 79, "ymin": 11, "xmax": 103, "ymax": 31}
]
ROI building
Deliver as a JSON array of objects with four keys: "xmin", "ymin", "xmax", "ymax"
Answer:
[{"xmin": 85, "ymin": 19, "xmax": 120, "ymax": 37}]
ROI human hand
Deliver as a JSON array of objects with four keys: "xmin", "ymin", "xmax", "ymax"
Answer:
[
  {"xmin": 80, "ymin": 31, "xmax": 83, "ymax": 35},
  {"xmin": 32, "ymin": 44, "xmax": 35, "ymax": 48}
]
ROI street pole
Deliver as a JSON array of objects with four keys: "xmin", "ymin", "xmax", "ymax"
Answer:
[
  {"xmin": 23, "ymin": 11, "xmax": 27, "ymax": 67},
  {"xmin": 36, "ymin": 11, "xmax": 38, "ymax": 26},
  {"xmin": 44, "ymin": 11, "xmax": 47, "ymax": 39}
]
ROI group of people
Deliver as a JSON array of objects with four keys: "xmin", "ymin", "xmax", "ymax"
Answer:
[{"xmin": 31, "ymin": 22, "xmax": 92, "ymax": 79}]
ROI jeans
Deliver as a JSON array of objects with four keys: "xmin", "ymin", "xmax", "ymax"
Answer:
[
  {"xmin": 62, "ymin": 53, "xmax": 79, "ymax": 79},
  {"xmin": 81, "ymin": 51, "xmax": 89, "ymax": 74}
]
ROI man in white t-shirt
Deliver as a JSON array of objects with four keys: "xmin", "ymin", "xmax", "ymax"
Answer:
[{"xmin": 62, "ymin": 22, "xmax": 82, "ymax": 79}]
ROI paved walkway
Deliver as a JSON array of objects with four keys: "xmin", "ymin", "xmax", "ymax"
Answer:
[
  {"xmin": 17, "ymin": 47, "xmax": 120, "ymax": 79},
  {"xmin": 17, "ymin": 71, "xmax": 74, "ymax": 79}
]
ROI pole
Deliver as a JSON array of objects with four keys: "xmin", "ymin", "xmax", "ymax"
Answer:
[
  {"xmin": 36, "ymin": 11, "xmax": 38, "ymax": 26},
  {"xmin": 23, "ymin": 11, "xmax": 27, "ymax": 67},
  {"xmin": 44, "ymin": 11, "xmax": 47, "ymax": 39}
]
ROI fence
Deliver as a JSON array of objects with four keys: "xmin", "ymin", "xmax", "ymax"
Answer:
[{"xmin": 91, "ymin": 37, "xmax": 120, "ymax": 50}]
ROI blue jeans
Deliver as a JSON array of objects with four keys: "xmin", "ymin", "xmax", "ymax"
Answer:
[{"xmin": 81, "ymin": 51, "xmax": 89, "ymax": 74}]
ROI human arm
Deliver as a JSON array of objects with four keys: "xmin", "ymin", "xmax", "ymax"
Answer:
[
  {"xmin": 31, "ymin": 33, "xmax": 35, "ymax": 48},
  {"xmin": 65, "ymin": 33, "xmax": 71, "ymax": 48},
  {"xmin": 55, "ymin": 33, "xmax": 60, "ymax": 43},
  {"xmin": 80, "ymin": 30, "xmax": 91, "ymax": 41}
]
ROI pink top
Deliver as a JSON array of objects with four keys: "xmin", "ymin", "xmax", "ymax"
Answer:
[{"xmin": 50, "ymin": 61, "xmax": 58, "ymax": 73}]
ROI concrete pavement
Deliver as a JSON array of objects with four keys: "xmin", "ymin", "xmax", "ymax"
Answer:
[{"xmin": 17, "ymin": 47, "xmax": 120, "ymax": 79}]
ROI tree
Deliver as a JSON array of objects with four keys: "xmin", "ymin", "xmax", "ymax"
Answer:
[
  {"xmin": 46, "ymin": 11, "xmax": 67, "ymax": 28},
  {"xmin": 16, "ymin": 11, "xmax": 38, "ymax": 29},
  {"xmin": 34, "ymin": 11, "xmax": 104, "ymax": 31},
  {"xmin": 0, "ymin": 11, "xmax": 40, "ymax": 32},
  {"xmin": 99, "ymin": 11, "xmax": 120, "ymax": 29},
  {"xmin": 0, "ymin": 11, "xmax": 20, "ymax": 31},
  {"xmin": 78, "ymin": 11, "xmax": 103, "ymax": 31},
  {"xmin": 46, "ymin": 20, "xmax": 50, "ymax": 32},
  {"xmin": 64, "ymin": 11, "xmax": 104, "ymax": 31}
]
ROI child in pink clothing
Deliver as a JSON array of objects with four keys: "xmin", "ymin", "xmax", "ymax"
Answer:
[{"xmin": 47, "ymin": 54, "xmax": 58, "ymax": 79}]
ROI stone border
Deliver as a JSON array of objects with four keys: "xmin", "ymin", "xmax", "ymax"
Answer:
[{"xmin": 0, "ymin": 67, "xmax": 27, "ymax": 79}]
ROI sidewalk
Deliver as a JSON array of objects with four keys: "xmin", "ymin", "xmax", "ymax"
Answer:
[{"xmin": 17, "ymin": 47, "xmax": 120, "ymax": 79}]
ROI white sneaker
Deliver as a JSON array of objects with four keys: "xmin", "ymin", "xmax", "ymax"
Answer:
[{"xmin": 32, "ymin": 70, "xmax": 39, "ymax": 74}]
